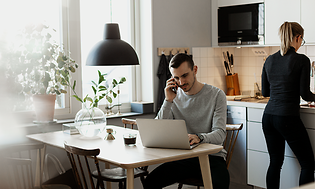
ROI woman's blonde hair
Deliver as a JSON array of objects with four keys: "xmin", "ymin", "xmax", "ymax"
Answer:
[{"xmin": 279, "ymin": 22, "xmax": 304, "ymax": 56}]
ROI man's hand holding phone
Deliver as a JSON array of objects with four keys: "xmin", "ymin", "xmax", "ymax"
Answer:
[{"xmin": 165, "ymin": 78, "xmax": 178, "ymax": 102}]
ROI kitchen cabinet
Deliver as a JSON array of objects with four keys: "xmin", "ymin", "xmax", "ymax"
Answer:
[
  {"xmin": 246, "ymin": 107, "xmax": 315, "ymax": 189},
  {"xmin": 213, "ymin": 0, "xmax": 315, "ymax": 46},
  {"xmin": 227, "ymin": 101, "xmax": 315, "ymax": 188},
  {"xmin": 301, "ymin": 0, "xmax": 315, "ymax": 44},
  {"xmin": 265, "ymin": 0, "xmax": 300, "ymax": 45},
  {"xmin": 217, "ymin": 0, "xmax": 263, "ymax": 7}
]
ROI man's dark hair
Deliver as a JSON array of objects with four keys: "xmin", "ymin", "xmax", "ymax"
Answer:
[{"xmin": 169, "ymin": 53, "xmax": 194, "ymax": 70}]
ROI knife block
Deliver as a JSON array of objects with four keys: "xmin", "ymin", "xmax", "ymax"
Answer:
[{"xmin": 225, "ymin": 73, "xmax": 240, "ymax": 96}]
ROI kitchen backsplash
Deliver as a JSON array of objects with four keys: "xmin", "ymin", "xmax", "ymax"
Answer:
[{"xmin": 192, "ymin": 46, "xmax": 315, "ymax": 96}]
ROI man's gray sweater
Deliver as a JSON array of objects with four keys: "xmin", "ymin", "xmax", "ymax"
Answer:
[{"xmin": 156, "ymin": 84, "xmax": 227, "ymax": 159}]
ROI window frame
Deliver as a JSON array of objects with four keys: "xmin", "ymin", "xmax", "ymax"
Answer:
[
  {"xmin": 56, "ymin": 0, "xmax": 139, "ymax": 120},
  {"xmin": 2, "ymin": 0, "xmax": 141, "ymax": 122}
]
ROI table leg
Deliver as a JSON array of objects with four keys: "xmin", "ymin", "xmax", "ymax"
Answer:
[
  {"xmin": 105, "ymin": 163, "xmax": 112, "ymax": 189},
  {"xmin": 198, "ymin": 155, "xmax": 213, "ymax": 189},
  {"xmin": 126, "ymin": 168, "xmax": 134, "ymax": 189}
]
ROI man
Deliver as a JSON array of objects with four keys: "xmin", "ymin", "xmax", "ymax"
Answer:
[{"xmin": 143, "ymin": 53, "xmax": 230, "ymax": 189}]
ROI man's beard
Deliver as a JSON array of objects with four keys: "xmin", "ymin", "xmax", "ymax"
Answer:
[{"xmin": 181, "ymin": 75, "xmax": 196, "ymax": 92}]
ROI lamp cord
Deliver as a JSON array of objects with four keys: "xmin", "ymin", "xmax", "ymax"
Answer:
[{"xmin": 110, "ymin": 0, "xmax": 112, "ymax": 22}]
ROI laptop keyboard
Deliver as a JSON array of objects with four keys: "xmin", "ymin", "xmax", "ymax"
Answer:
[{"xmin": 190, "ymin": 143, "xmax": 200, "ymax": 149}]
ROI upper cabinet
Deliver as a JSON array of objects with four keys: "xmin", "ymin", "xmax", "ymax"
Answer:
[
  {"xmin": 265, "ymin": 0, "xmax": 315, "ymax": 45},
  {"xmin": 218, "ymin": 0, "xmax": 263, "ymax": 7},
  {"xmin": 301, "ymin": 0, "xmax": 315, "ymax": 44},
  {"xmin": 265, "ymin": 0, "xmax": 300, "ymax": 45}
]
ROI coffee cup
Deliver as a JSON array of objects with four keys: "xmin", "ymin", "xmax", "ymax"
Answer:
[{"xmin": 123, "ymin": 133, "xmax": 137, "ymax": 146}]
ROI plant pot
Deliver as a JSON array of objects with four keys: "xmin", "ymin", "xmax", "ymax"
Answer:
[
  {"xmin": 32, "ymin": 94, "xmax": 56, "ymax": 122},
  {"xmin": 74, "ymin": 107, "xmax": 107, "ymax": 137}
]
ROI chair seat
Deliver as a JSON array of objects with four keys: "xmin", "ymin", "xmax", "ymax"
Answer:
[{"xmin": 92, "ymin": 167, "xmax": 148, "ymax": 182}]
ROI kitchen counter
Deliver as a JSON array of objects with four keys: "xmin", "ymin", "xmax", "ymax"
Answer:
[
  {"xmin": 227, "ymin": 96, "xmax": 315, "ymax": 114},
  {"xmin": 229, "ymin": 96, "xmax": 315, "ymax": 189}
]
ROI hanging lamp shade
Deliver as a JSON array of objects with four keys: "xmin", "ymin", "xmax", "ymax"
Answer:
[{"xmin": 86, "ymin": 23, "xmax": 139, "ymax": 66}]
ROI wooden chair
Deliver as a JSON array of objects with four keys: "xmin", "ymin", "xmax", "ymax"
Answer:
[
  {"xmin": 121, "ymin": 118, "xmax": 137, "ymax": 129},
  {"xmin": 2, "ymin": 143, "xmax": 70, "ymax": 189},
  {"xmin": 177, "ymin": 123, "xmax": 244, "ymax": 189},
  {"xmin": 64, "ymin": 143, "xmax": 148, "ymax": 189},
  {"xmin": 121, "ymin": 118, "xmax": 149, "ymax": 184}
]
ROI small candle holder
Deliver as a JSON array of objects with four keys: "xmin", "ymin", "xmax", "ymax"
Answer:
[
  {"xmin": 105, "ymin": 128, "xmax": 115, "ymax": 140},
  {"xmin": 105, "ymin": 104, "xmax": 115, "ymax": 116}
]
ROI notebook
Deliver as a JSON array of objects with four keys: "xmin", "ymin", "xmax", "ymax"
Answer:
[{"xmin": 136, "ymin": 119, "xmax": 200, "ymax": 150}]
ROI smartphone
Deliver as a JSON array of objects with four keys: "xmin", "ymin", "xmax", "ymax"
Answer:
[
  {"xmin": 170, "ymin": 77, "xmax": 178, "ymax": 94},
  {"xmin": 171, "ymin": 84, "xmax": 178, "ymax": 94}
]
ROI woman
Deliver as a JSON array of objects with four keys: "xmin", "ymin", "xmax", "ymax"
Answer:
[{"xmin": 262, "ymin": 21, "xmax": 315, "ymax": 188}]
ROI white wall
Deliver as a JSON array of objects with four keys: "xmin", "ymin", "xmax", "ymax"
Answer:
[{"xmin": 151, "ymin": 0, "xmax": 212, "ymax": 112}]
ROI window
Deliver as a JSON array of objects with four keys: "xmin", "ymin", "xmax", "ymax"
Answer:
[
  {"xmin": 0, "ymin": 0, "xmax": 67, "ymax": 111},
  {"xmin": 0, "ymin": 0, "xmax": 139, "ymax": 120},
  {"xmin": 80, "ymin": 0, "xmax": 135, "ymax": 113}
]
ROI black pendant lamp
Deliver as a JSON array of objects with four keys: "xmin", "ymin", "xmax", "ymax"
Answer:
[{"xmin": 86, "ymin": 23, "xmax": 139, "ymax": 66}]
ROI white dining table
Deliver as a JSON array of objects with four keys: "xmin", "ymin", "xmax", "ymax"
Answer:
[{"xmin": 27, "ymin": 125, "xmax": 223, "ymax": 189}]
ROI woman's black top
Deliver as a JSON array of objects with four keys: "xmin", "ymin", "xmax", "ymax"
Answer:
[{"xmin": 262, "ymin": 46, "xmax": 315, "ymax": 116}]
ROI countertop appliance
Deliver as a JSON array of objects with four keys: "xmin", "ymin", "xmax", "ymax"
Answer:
[{"xmin": 218, "ymin": 3, "xmax": 264, "ymax": 46}]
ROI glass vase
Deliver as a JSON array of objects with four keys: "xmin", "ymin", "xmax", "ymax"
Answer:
[{"xmin": 74, "ymin": 107, "xmax": 106, "ymax": 137}]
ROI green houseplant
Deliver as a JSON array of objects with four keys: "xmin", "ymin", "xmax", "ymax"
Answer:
[
  {"xmin": 63, "ymin": 70, "xmax": 126, "ymax": 137},
  {"xmin": 3, "ymin": 23, "xmax": 77, "ymax": 122}
]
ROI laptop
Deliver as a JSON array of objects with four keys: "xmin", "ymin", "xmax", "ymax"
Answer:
[{"xmin": 136, "ymin": 119, "xmax": 200, "ymax": 150}]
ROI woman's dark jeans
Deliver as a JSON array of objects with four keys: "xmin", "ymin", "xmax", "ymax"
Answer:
[{"xmin": 262, "ymin": 113, "xmax": 314, "ymax": 189}]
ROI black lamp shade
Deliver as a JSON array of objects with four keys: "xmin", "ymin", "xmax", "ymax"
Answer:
[{"xmin": 86, "ymin": 23, "xmax": 139, "ymax": 66}]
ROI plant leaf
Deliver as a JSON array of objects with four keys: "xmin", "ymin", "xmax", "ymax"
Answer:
[
  {"xmin": 99, "ymin": 88, "xmax": 106, "ymax": 92},
  {"xmin": 99, "ymin": 96, "xmax": 104, "ymax": 101},
  {"xmin": 112, "ymin": 92, "xmax": 117, "ymax": 98},
  {"xmin": 119, "ymin": 77, "xmax": 126, "ymax": 84},
  {"xmin": 72, "ymin": 95, "xmax": 83, "ymax": 103},
  {"xmin": 60, "ymin": 89, "xmax": 67, "ymax": 94},
  {"xmin": 72, "ymin": 80, "xmax": 76, "ymax": 90},
  {"xmin": 106, "ymin": 96, "xmax": 112, "ymax": 103},
  {"xmin": 99, "ymin": 86, "xmax": 107, "ymax": 90},
  {"xmin": 92, "ymin": 86, "xmax": 97, "ymax": 95},
  {"xmin": 69, "ymin": 66, "xmax": 75, "ymax": 73},
  {"xmin": 86, "ymin": 97, "xmax": 93, "ymax": 103},
  {"xmin": 91, "ymin": 81, "xmax": 97, "ymax": 86},
  {"xmin": 112, "ymin": 79, "xmax": 118, "ymax": 85},
  {"xmin": 98, "ymin": 71, "xmax": 105, "ymax": 84},
  {"xmin": 94, "ymin": 99, "xmax": 99, "ymax": 107}
]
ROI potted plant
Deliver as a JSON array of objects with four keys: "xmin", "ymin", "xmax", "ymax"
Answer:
[
  {"xmin": 3, "ymin": 23, "xmax": 77, "ymax": 122},
  {"xmin": 64, "ymin": 70, "xmax": 126, "ymax": 137}
]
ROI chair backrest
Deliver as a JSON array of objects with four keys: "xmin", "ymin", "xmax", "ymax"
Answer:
[
  {"xmin": 64, "ymin": 143, "xmax": 104, "ymax": 189},
  {"xmin": 121, "ymin": 118, "xmax": 137, "ymax": 129},
  {"xmin": 5, "ymin": 157, "xmax": 34, "ymax": 189},
  {"xmin": 224, "ymin": 123, "xmax": 243, "ymax": 169},
  {"xmin": 1, "ymin": 143, "xmax": 46, "ymax": 189}
]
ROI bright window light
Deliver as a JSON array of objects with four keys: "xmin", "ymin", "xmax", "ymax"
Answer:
[{"xmin": 80, "ymin": 0, "xmax": 133, "ymax": 107}]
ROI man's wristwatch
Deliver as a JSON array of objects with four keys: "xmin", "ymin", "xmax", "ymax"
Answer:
[{"xmin": 196, "ymin": 134, "xmax": 204, "ymax": 143}]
